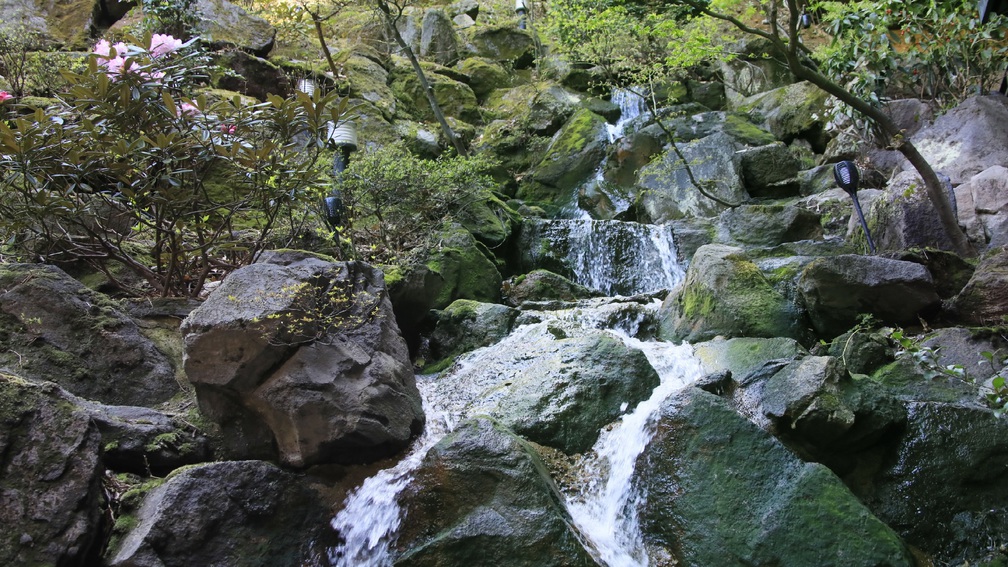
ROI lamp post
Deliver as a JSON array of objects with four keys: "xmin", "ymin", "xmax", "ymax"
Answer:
[
  {"xmin": 515, "ymin": 0, "xmax": 528, "ymax": 29},
  {"xmin": 834, "ymin": 160, "xmax": 876, "ymax": 254},
  {"xmin": 322, "ymin": 120, "xmax": 358, "ymax": 232}
]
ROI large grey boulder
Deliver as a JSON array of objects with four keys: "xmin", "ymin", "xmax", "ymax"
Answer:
[
  {"xmin": 181, "ymin": 253, "xmax": 424, "ymax": 467},
  {"xmin": 955, "ymin": 165, "xmax": 1008, "ymax": 249},
  {"xmin": 860, "ymin": 170, "xmax": 958, "ymax": 252},
  {"xmin": 0, "ymin": 264, "xmax": 179, "ymax": 407},
  {"xmin": 797, "ymin": 255, "xmax": 940, "ymax": 338},
  {"xmin": 79, "ymin": 399, "xmax": 211, "ymax": 476},
  {"xmin": 637, "ymin": 132, "xmax": 748, "ymax": 221},
  {"xmin": 720, "ymin": 37, "xmax": 795, "ymax": 107},
  {"xmin": 431, "ymin": 327, "xmax": 660, "ymax": 454},
  {"xmin": 658, "ymin": 244, "xmax": 807, "ymax": 343},
  {"xmin": 902, "ymin": 94, "xmax": 1008, "ymax": 185},
  {"xmin": 0, "ymin": 374, "xmax": 104, "ymax": 566},
  {"xmin": 716, "ymin": 203, "xmax": 822, "ymax": 247},
  {"xmin": 109, "ymin": 460, "xmax": 333, "ymax": 566},
  {"xmin": 636, "ymin": 387, "xmax": 913, "ymax": 566},
  {"xmin": 193, "ymin": 0, "xmax": 276, "ymax": 56},
  {"xmin": 392, "ymin": 417, "xmax": 597, "ymax": 566},
  {"xmin": 947, "ymin": 245, "xmax": 1008, "ymax": 325},
  {"xmin": 419, "ymin": 9, "xmax": 461, "ymax": 66}
]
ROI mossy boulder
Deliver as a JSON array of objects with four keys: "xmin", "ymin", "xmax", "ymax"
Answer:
[
  {"xmin": 456, "ymin": 56, "xmax": 510, "ymax": 100},
  {"xmin": 467, "ymin": 25, "xmax": 536, "ymax": 68},
  {"xmin": 456, "ymin": 190, "xmax": 520, "ymax": 248},
  {"xmin": 393, "ymin": 417, "xmax": 596, "ymax": 566},
  {"xmin": 738, "ymin": 81, "xmax": 830, "ymax": 152},
  {"xmin": 387, "ymin": 225, "xmax": 502, "ymax": 353},
  {"xmin": 346, "ymin": 54, "xmax": 397, "ymax": 121},
  {"xmin": 694, "ymin": 336, "xmax": 808, "ymax": 380},
  {"xmin": 193, "ymin": 0, "xmax": 276, "ymax": 56},
  {"xmin": 212, "ymin": 50, "xmax": 291, "ymax": 101},
  {"xmin": 522, "ymin": 108, "xmax": 608, "ymax": 206},
  {"xmin": 0, "ymin": 0, "xmax": 94, "ymax": 49},
  {"xmin": 503, "ymin": 269, "xmax": 599, "ymax": 306},
  {"xmin": 860, "ymin": 170, "xmax": 958, "ymax": 252},
  {"xmin": 390, "ymin": 60, "xmax": 480, "ymax": 124},
  {"xmin": 658, "ymin": 244, "xmax": 808, "ymax": 343},
  {"xmin": 0, "ymin": 263, "xmax": 179, "ymax": 407},
  {"xmin": 423, "ymin": 300, "xmax": 518, "ymax": 371},
  {"xmin": 637, "ymin": 387, "xmax": 914, "ymax": 566},
  {"xmin": 948, "ymin": 245, "xmax": 1008, "ymax": 325},
  {"xmin": 738, "ymin": 141, "xmax": 801, "ymax": 198},
  {"xmin": 0, "ymin": 374, "xmax": 104, "ymax": 567}
]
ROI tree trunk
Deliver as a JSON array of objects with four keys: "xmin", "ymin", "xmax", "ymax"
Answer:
[{"xmin": 375, "ymin": 0, "xmax": 468, "ymax": 156}]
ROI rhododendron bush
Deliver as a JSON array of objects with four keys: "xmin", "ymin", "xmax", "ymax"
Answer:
[{"xmin": 0, "ymin": 34, "xmax": 350, "ymax": 297}]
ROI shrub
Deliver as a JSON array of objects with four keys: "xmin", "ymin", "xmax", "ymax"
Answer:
[{"xmin": 0, "ymin": 34, "xmax": 348, "ymax": 297}]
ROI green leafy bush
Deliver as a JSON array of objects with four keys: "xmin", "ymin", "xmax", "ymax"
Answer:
[
  {"xmin": 335, "ymin": 142, "xmax": 499, "ymax": 264},
  {"xmin": 0, "ymin": 34, "xmax": 347, "ymax": 297},
  {"xmin": 815, "ymin": 0, "xmax": 1008, "ymax": 114}
]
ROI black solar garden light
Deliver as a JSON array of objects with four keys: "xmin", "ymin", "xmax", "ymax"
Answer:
[{"xmin": 834, "ymin": 160, "xmax": 876, "ymax": 254}]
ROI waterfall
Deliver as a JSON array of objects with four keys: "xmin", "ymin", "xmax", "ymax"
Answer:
[
  {"xmin": 323, "ymin": 85, "xmax": 699, "ymax": 567},
  {"xmin": 563, "ymin": 87, "xmax": 649, "ymax": 220},
  {"xmin": 564, "ymin": 330, "xmax": 704, "ymax": 567},
  {"xmin": 606, "ymin": 87, "xmax": 648, "ymax": 143},
  {"xmin": 328, "ymin": 379, "xmax": 450, "ymax": 567},
  {"xmin": 524, "ymin": 219, "xmax": 685, "ymax": 296}
]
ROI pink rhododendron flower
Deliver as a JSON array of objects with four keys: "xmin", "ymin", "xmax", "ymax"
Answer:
[
  {"xmin": 93, "ymin": 39, "xmax": 128, "ymax": 59},
  {"xmin": 178, "ymin": 102, "xmax": 199, "ymax": 117},
  {"xmin": 220, "ymin": 123, "xmax": 236, "ymax": 134},
  {"xmin": 0, "ymin": 91, "xmax": 12, "ymax": 103},
  {"xmin": 150, "ymin": 34, "xmax": 183, "ymax": 58}
]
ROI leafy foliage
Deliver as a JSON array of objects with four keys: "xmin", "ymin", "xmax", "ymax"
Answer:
[
  {"xmin": 335, "ymin": 142, "xmax": 499, "ymax": 264},
  {"xmin": 0, "ymin": 34, "xmax": 347, "ymax": 297},
  {"xmin": 544, "ymin": 0, "xmax": 724, "ymax": 90},
  {"xmin": 815, "ymin": 0, "xmax": 1008, "ymax": 113}
]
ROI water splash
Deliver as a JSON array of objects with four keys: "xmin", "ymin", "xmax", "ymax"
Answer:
[
  {"xmin": 606, "ymin": 87, "xmax": 648, "ymax": 143},
  {"xmin": 565, "ymin": 330, "xmax": 704, "ymax": 567},
  {"xmin": 328, "ymin": 379, "xmax": 449, "ymax": 567},
  {"xmin": 527, "ymin": 219, "xmax": 685, "ymax": 296}
]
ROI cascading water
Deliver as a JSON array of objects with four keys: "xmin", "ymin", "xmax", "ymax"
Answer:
[
  {"xmin": 324, "ymin": 86, "xmax": 701, "ymax": 567},
  {"xmin": 328, "ymin": 378, "xmax": 449, "ymax": 567},
  {"xmin": 563, "ymin": 325, "xmax": 704, "ymax": 567},
  {"xmin": 562, "ymin": 87, "xmax": 648, "ymax": 219}
]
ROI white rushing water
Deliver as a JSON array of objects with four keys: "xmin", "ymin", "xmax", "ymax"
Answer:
[
  {"xmin": 564, "ymin": 331, "xmax": 704, "ymax": 566},
  {"xmin": 328, "ymin": 379, "xmax": 450, "ymax": 567}
]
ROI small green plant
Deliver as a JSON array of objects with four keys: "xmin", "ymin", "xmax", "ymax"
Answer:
[
  {"xmin": 244, "ymin": 266, "xmax": 383, "ymax": 346},
  {"xmin": 889, "ymin": 328, "xmax": 1008, "ymax": 415},
  {"xmin": 0, "ymin": 24, "xmax": 45, "ymax": 97},
  {"xmin": 141, "ymin": 0, "xmax": 200, "ymax": 38}
]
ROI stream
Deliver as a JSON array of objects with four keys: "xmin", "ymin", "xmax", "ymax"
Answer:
[{"xmin": 326, "ymin": 88, "xmax": 704, "ymax": 567}]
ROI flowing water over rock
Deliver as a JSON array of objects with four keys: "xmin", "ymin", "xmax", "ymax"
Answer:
[{"xmin": 326, "ymin": 87, "xmax": 700, "ymax": 567}]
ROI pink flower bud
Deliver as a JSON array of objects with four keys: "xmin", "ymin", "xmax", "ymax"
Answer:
[{"xmin": 0, "ymin": 91, "xmax": 12, "ymax": 103}]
